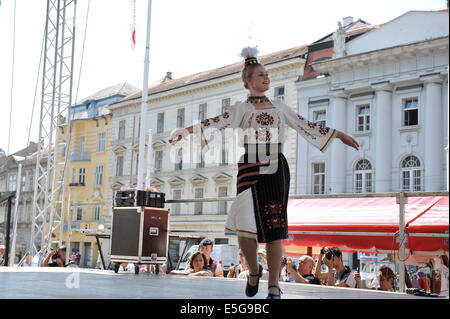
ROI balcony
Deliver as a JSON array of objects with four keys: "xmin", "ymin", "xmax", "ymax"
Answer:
[
  {"xmin": 69, "ymin": 182, "xmax": 85, "ymax": 187},
  {"xmin": 70, "ymin": 152, "xmax": 91, "ymax": 162}
]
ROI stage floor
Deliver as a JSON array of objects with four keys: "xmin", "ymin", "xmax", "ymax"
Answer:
[{"xmin": 0, "ymin": 267, "xmax": 437, "ymax": 299}]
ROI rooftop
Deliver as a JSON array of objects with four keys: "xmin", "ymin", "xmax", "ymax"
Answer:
[{"xmin": 117, "ymin": 45, "xmax": 308, "ymax": 103}]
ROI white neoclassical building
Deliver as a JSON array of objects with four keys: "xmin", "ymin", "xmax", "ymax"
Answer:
[
  {"xmin": 108, "ymin": 46, "xmax": 307, "ymax": 247},
  {"xmin": 296, "ymin": 10, "xmax": 449, "ymax": 195}
]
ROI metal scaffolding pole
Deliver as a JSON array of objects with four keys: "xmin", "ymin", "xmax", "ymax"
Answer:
[{"xmin": 29, "ymin": 0, "xmax": 76, "ymax": 261}]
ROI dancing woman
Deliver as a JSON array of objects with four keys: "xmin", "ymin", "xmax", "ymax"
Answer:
[{"xmin": 169, "ymin": 47, "xmax": 359, "ymax": 298}]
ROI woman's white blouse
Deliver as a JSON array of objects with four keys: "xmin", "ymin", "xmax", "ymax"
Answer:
[{"xmin": 195, "ymin": 100, "xmax": 337, "ymax": 152}]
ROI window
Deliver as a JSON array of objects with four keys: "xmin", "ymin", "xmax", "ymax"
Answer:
[
  {"xmin": 157, "ymin": 112, "xmax": 165, "ymax": 133},
  {"xmin": 8, "ymin": 174, "xmax": 17, "ymax": 192},
  {"xmin": 61, "ymin": 143, "xmax": 67, "ymax": 158},
  {"xmin": 78, "ymin": 168, "xmax": 86, "ymax": 184},
  {"xmin": 21, "ymin": 175, "xmax": 26, "ymax": 192},
  {"xmin": 194, "ymin": 188, "xmax": 204, "ymax": 215},
  {"xmin": 76, "ymin": 207, "xmax": 83, "ymax": 221},
  {"xmin": 356, "ymin": 104, "xmax": 370, "ymax": 132},
  {"xmin": 97, "ymin": 133, "xmax": 105, "ymax": 152},
  {"xmin": 95, "ymin": 166, "xmax": 103, "ymax": 185},
  {"xmin": 197, "ymin": 148, "xmax": 205, "ymax": 168},
  {"xmin": 220, "ymin": 145, "xmax": 228, "ymax": 166},
  {"xmin": 313, "ymin": 110, "xmax": 327, "ymax": 127},
  {"xmin": 221, "ymin": 98, "xmax": 231, "ymax": 114},
  {"xmin": 79, "ymin": 136, "xmax": 85, "ymax": 153},
  {"xmin": 198, "ymin": 103, "xmax": 207, "ymax": 121},
  {"xmin": 312, "ymin": 163, "xmax": 325, "ymax": 194},
  {"xmin": 116, "ymin": 156, "xmax": 124, "ymax": 176},
  {"xmin": 218, "ymin": 186, "xmax": 228, "ymax": 215},
  {"xmin": 78, "ymin": 168, "xmax": 86, "ymax": 185},
  {"xmin": 172, "ymin": 189, "xmax": 181, "ymax": 216},
  {"xmin": 118, "ymin": 120, "xmax": 126, "ymax": 140},
  {"xmin": 274, "ymin": 86, "xmax": 285, "ymax": 100},
  {"xmin": 175, "ymin": 148, "xmax": 183, "ymax": 171},
  {"xmin": 94, "ymin": 206, "xmax": 100, "ymax": 221},
  {"xmin": 354, "ymin": 159, "xmax": 372, "ymax": 193},
  {"xmin": 403, "ymin": 98, "xmax": 419, "ymax": 127},
  {"xmin": 154, "ymin": 150, "xmax": 163, "ymax": 172},
  {"xmin": 177, "ymin": 108, "xmax": 185, "ymax": 128},
  {"xmin": 28, "ymin": 171, "xmax": 34, "ymax": 191},
  {"xmin": 401, "ymin": 156, "xmax": 421, "ymax": 191}
]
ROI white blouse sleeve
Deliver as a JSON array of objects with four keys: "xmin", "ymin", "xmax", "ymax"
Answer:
[
  {"xmin": 194, "ymin": 102, "xmax": 248, "ymax": 150},
  {"xmin": 278, "ymin": 101, "xmax": 338, "ymax": 152}
]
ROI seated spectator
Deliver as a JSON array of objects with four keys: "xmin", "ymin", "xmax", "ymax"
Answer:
[
  {"xmin": 227, "ymin": 249, "xmax": 247, "ymax": 278},
  {"xmin": 236, "ymin": 253, "xmax": 269, "ymax": 281},
  {"xmin": 258, "ymin": 249, "xmax": 268, "ymax": 271},
  {"xmin": 376, "ymin": 265, "xmax": 396, "ymax": 291},
  {"xmin": 119, "ymin": 262, "xmax": 135, "ymax": 272},
  {"xmin": 171, "ymin": 251, "xmax": 213, "ymax": 277},
  {"xmin": 184, "ymin": 238, "xmax": 224, "ymax": 277},
  {"xmin": 43, "ymin": 246, "xmax": 68, "ymax": 267},
  {"xmin": 286, "ymin": 256, "xmax": 321, "ymax": 285},
  {"xmin": 315, "ymin": 247, "xmax": 360, "ymax": 288},
  {"xmin": 280, "ymin": 257, "xmax": 296, "ymax": 282}
]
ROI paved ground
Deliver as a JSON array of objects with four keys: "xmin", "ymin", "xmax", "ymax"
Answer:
[{"xmin": 0, "ymin": 267, "xmax": 439, "ymax": 299}]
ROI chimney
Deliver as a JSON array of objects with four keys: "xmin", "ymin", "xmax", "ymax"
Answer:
[
  {"xmin": 165, "ymin": 72, "xmax": 172, "ymax": 80},
  {"xmin": 343, "ymin": 16, "xmax": 353, "ymax": 28}
]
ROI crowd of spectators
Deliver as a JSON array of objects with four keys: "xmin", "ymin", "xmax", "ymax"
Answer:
[{"xmin": 171, "ymin": 241, "xmax": 448, "ymax": 296}]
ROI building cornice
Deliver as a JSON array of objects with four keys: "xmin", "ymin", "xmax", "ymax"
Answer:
[{"xmin": 313, "ymin": 36, "xmax": 449, "ymax": 74}]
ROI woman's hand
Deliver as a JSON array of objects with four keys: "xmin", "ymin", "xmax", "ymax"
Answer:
[
  {"xmin": 336, "ymin": 131, "xmax": 359, "ymax": 151},
  {"xmin": 286, "ymin": 258, "xmax": 295, "ymax": 273},
  {"xmin": 169, "ymin": 128, "xmax": 190, "ymax": 144}
]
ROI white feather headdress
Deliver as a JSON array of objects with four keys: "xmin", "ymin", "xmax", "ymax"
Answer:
[{"xmin": 240, "ymin": 46, "xmax": 259, "ymax": 60}]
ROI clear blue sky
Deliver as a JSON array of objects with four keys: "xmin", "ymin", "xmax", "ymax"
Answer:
[{"xmin": 0, "ymin": 0, "xmax": 447, "ymax": 155}]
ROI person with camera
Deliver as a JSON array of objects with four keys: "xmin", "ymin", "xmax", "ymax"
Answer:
[
  {"xmin": 43, "ymin": 246, "xmax": 68, "ymax": 267},
  {"xmin": 280, "ymin": 256, "xmax": 295, "ymax": 282},
  {"xmin": 315, "ymin": 247, "xmax": 360, "ymax": 288},
  {"xmin": 228, "ymin": 249, "xmax": 248, "ymax": 278},
  {"xmin": 285, "ymin": 256, "xmax": 321, "ymax": 285}
]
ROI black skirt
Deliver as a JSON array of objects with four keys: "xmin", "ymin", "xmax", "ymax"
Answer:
[{"xmin": 236, "ymin": 144, "xmax": 290, "ymax": 243}]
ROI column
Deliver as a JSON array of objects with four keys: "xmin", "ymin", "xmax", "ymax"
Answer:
[
  {"xmin": 423, "ymin": 75, "xmax": 444, "ymax": 191},
  {"xmin": 329, "ymin": 91, "xmax": 348, "ymax": 194},
  {"xmin": 373, "ymin": 83, "xmax": 393, "ymax": 193}
]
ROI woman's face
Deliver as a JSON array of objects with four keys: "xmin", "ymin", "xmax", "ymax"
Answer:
[
  {"xmin": 192, "ymin": 254, "xmax": 205, "ymax": 272},
  {"xmin": 246, "ymin": 65, "xmax": 270, "ymax": 93},
  {"xmin": 379, "ymin": 276, "xmax": 394, "ymax": 291}
]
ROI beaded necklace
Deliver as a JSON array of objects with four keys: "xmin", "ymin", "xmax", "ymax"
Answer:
[{"xmin": 247, "ymin": 96, "xmax": 270, "ymax": 104}]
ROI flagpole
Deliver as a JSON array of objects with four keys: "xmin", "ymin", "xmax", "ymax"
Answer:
[{"xmin": 137, "ymin": 0, "xmax": 152, "ymax": 191}]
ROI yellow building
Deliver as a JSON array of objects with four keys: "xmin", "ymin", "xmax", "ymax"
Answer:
[{"xmin": 55, "ymin": 83, "xmax": 137, "ymax": 268}]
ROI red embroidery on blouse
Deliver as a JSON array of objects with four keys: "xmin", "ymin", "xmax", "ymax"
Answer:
[
  {"xmin": 256, "ymin": 112, "xmax": 274, "ymax": 126},
  {"xmin": 201, "ymin": 119, "xmax": 211, "ymax": 127}
]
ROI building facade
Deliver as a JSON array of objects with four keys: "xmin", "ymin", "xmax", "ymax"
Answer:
[
  {"xmin": 108, "ymin": 46, "xmax": 307, "ymax": 253},
  {"xmin": 0, "ymin": 143, "xmax": 40, "ymax": 263},
  {"xmin": 296, "ymin": 11, "xmax": 449, "ymax": 195},
  {"xmin": 55, "ymin": 83, "xmax": 137, "ymax": 268}
]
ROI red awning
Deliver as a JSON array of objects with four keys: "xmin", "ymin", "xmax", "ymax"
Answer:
[
  {"xmin": 407, "ymin": 196, "xmax": 449, "ymax": 252},
  {"xmin": 285, "ymin": 196, "xmax": 448, "ymax": 253}
]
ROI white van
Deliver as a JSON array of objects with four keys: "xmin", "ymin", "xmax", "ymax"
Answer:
[{"xmin": 177, "ymin": 244, "xmax": 239, "ymax": 274}]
